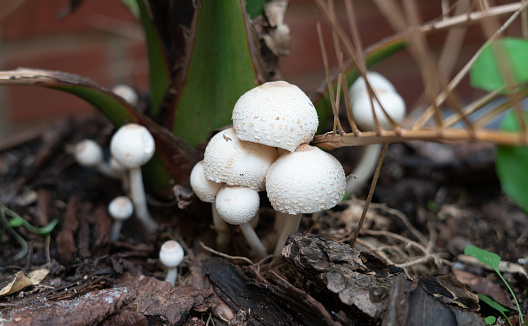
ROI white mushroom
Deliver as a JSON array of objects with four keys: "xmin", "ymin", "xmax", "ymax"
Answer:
[
  {"xmin": 108, "ymin": 196, "xmax": 134, "ymax": 242},
  {"xmin": 266, "ymin": 144, "xmax": 346, "ymax": 254},
  {"xmin": 159, "ymin": 240, "xmax": 184, "ymax": 286},
  {"xmin": 347, "ymin": 72, "xmax": 406, "ymax": 194},
  {"xmin": 112, "ymin": 84, "xmax": 139, "ymax": 107},
  {"xmin": 215, "ymin": 186, "xmax": 266, "ymax": 258},
  {"xmin": 232, "ymin": 81, "xmax": 319, "ymax": 152},
  {"xmin": 203, "ymin": 128, "xmax": 278, "ymax": 191},
  {"xmin": 190, "ymin": 160, "xmax": 229, "ymax": 251},
  {"xmin": 110, "ymin": 123, "xmax": 158, "ymax": 233}
]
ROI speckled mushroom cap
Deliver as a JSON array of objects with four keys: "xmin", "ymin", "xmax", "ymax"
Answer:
[
  {"xmin": 266, "ymin": 144, "xmax": 346, "ymax": 214},
  {"xmin": 110, "ymin": 123, "xmax": 155, "ymax": 168},
  {"xmin": 190, "ymin": 160, "xmax": 223, "ymax": 203},
  {"xmin": 215, "ymin": 186, "xmax": 260, "ymax": 225},
  {"xmin": 159, "ymin": 240, "xmax": 184, "ymax": 268},
  {"xmin": 203, "ymin": 128, "xmax": 278, "ymax": 191},
  {"xmin": 232, "ymin": 81, "xmax": 319, "ymax": 152},
  {"xmin": 351, "ymin": 91, "xmax": 406, "ymax": 131},
  {"xmin": 349, "ymin": 72, "xmax": 396, "ymax": 100}
]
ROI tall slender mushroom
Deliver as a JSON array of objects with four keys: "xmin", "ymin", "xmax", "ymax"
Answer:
[
  {"xmin": 110, "ymin": 123, "xmax": 158, "ymax": 233},
  {"xmin": 266, "ymin": 144, "xmax": 346, "ymax": 255},
  {"xmin": 347, "ymin": 72, "xmax": 406, "ymax": 194}
]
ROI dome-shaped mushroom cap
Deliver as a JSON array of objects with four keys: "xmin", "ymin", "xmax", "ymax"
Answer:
[
  {"xmin": 352, "ymin": 91, "xmax": 406, "ymax": 131},
  {"xmin": 204, "ymin": 128, "xmax": 278, "ymax": 191},
  {"xmin": 110, "ymin": 123, "xmax": 155, "ymax": 168},
  {"xmin": 108, "ymin": 196, "xmax": 134, "ymax": 221},
  {"xmin": 232, "ymin": 81, "xmax": 319, "ymax": 152},
  {"xmin": 349, "ymin": 72, "xmax": 396, "ymax": 101},
  {"xmin": 74, "ymin": 139, "xmax": 104, "ymax": 167},
  {"xmin": 266, "ymin": 144, "xmax": 346, "ymax": 214},
  {"xmin": 215, "ymin": 186, "xmax": 260, "ymax": 225},
  {"xmin": 112, "ymin": 84, "xmax": 139, "ymax": 107},
  {"xmin": 190, "ymin": 160, "xmax": 223, "ymax": 203},
  {"xmin": 159, "ymin": 240, "xmax": 184, "ymax": 268}
]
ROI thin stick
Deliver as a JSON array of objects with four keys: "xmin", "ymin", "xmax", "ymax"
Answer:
[
  {"xmin": 349, "ymin": 143, "xmax": 388, "ymax": 248},
  {"xmin": 199, "ymin": 241, "xmax": 255, "ymax": 265}
]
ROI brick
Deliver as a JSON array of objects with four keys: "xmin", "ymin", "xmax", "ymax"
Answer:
[{"xmin": 1, "ymin": 0, "xmax": 137, "ymax": 41}]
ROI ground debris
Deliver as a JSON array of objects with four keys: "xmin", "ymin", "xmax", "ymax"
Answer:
[
  {"xmin": 203, "ymin": 257, "xmax": 340, "ymax": 326},
  {"xmin": 282, "ymin": 233, "xmax": 395, "ymax": 319},
  {"xmin": 1, "ymin": 287, "xmax": 133, "ymax": 326},
  {"xmin": 117, "ymin": 273, "xmax": 209, "ymax": 325}
]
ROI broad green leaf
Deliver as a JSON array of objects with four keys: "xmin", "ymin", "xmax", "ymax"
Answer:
[
  {"xmin": 136, "ymin": 0, "xmax": 171, "ymax": 113},
  {"xmin": 478, "ymin": 294, "xmax": 512, "ymax": 326},
  {"xmin": 246, "ymin": 0, "xmax": 266, "ymax": 19},
  {"xmin": 170, "ymin": 0, "xmax": 260, "ymax": 147},
  {"xmin": 464, "ymin": 245, "xmax": 501, "ymax": 271},
  {"xmin": 312, "ymin": 38, "xmax": 407, "ymax": 133},
  {"xmin": 496, "ymin": 111, "xmax": 528, "ymax": 212},
  {"xmin": 470, "ymin": 37, "xmax": 528, "ymax": 93},
  {"xmin": 0, "ymin": 68, "xmax": 200, "ymax": 192}
]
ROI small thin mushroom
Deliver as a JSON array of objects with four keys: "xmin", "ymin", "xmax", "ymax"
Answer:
[
  {"xmin": 110, "ymin": 123, "xmax": 158, "ymax": 233},
  {"xmin": 159, "ymin": 240, "xmax": 184, "ymax": 286},
  {"xmin": 108, "ymin": 196, "xmax": 134, "ymax": 242}
]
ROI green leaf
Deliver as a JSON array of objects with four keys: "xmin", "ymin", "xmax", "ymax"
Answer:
[
  {"xmin": 121, "ymin": 0, "xmax": 139, "ymax": 17},
  {"xmin": 8, "ymin": 217, "xmax": 25, "ymax": 228},
  {"xmin": 470, "ymin": 37, "xmax": 528, "ymax": 93},
  {"xmin": 484, "ymin": 316, "xmax": 497, "ymax": 325},
  {"xmin": 478, "ymin": 294, "xmax": 512, "ymax": 326},
  {"xmin": 0, "ymin": 68, "xmax": 201, "ymax": 192},
  {"xmin": 496, "ymin": 111, "xmax": 528, "ymax": 212},
  {"xmin": 246, "ymin": 0, "xmax": 266, "ymax": 19},
  {"xmin": 136, "ymin": 0, "xmax": 171, "ymax": 114},
  {"xmin": 464, "ymin": 245, "xmax": 501, "ymax": 271},
  {"xmin": 170, "ymin": 0, "xmax": 260, "ymax": 147}
]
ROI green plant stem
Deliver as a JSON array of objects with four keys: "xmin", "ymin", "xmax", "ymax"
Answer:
[
  {"xmin": 0, "ymin": 206, "xmax": 28, "ymax": 261},
  {"xmin": 497, "ymin": 271, "xmax": 524, "ymax": 324}
]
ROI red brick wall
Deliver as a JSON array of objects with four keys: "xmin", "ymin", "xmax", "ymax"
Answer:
[{"xmin": 0, "ymin": 0, "xmax": 523, "ymax": 133}]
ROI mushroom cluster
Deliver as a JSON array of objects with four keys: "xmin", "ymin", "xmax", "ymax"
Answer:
[
  {"xmin": 346, "ymin": 72, "xmax": 406, "ymax": 194},
  {"xmin": 191, "ymin": 81, "xmax": 346, "ymax": 257},
  {"xmin": 72, "ymin": 123, "xmax": 158, "ymax": 242}
]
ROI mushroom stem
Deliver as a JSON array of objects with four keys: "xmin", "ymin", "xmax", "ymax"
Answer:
[
  {"xmin": 273, "ymin": 213, "xmax": 302, "ymax": 255},
  {"xmin": 129, "ymin": 167, "xmax": 158, "ymax": 233},
  {"xmin": 239, "ymin": 221, "xmax": 267, "ymax": 258},
  {"xmin": 111, "ymin": 221, "xmax": 124, "ymax": 242},
  {"xmin": 165, "ymin": 267, "xmax": 178, "ymax": 286},
  {"xmin": 264, "ymin": 211, "xmax": 288, "ymax": 250},
  {"xmin": 346, "ymin": 144, "xmax": 382, "ymax": 195},
  {"xmin": 212, "ymin": 203, "xmax": 230, "ymax": 251}
]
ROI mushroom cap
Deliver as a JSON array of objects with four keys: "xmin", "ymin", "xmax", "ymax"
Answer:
[
  {"xmin": 112, "ymin": 84, "xmax": 139, "ymax": 107},
  {"xmin": 108, "ymin": 196, "xmax": 134, "ymax": 221},
  {"xmin": 74, "ymin": 139, "xmax": 104, "ymax": 167},
  {"xmin": 215, "ymin": 186, "xmax": 260, "ymax": 225},
  {"xmin": 232, "ymin": 81, "xmax": 319, "ymax": 152},
  {"xmin": 204, "ymin": 128, "xmax": 278, "ymax": 191},
  {"xmin": 266, "ymin": 144, "xmax": 346, "ymax": 214},
  {"xmin": 349, "ymin": 72, "xmax": 396, "ymax": 100},
  {"xmin": 190, "ymin": 160, "xmax": 223, "ymax": 203},
  {"xmin": 351, "ymin": 91, "xmax": 406, "ymax": 131},
  {"xmin": 110, "ymin": 123, "xmax": 155, "ymax": 168},
  {"xmin": 159, "ymin": 240, "xmax": 184, "ymax": 268}
]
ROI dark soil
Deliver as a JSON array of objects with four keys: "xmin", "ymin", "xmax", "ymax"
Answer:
[{"xmin": 1, "ymin": 114, "xmax": 527, "ymax": 325}]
